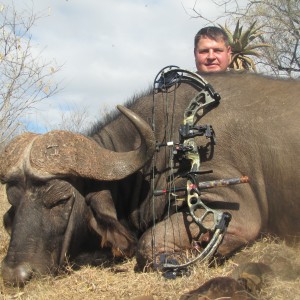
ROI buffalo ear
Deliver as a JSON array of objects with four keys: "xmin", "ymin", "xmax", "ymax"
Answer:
[{"xmin": 86, "ymin": 189, "xmax": 137, "ymax": 258}]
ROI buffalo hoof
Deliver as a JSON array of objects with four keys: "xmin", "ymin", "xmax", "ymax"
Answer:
[{"xmin": 179, "ymin": 276, "xmax": 255, "ymax": 300}]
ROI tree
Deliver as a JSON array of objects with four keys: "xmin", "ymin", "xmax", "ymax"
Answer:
[
  {"xmin": 188, "ymin": 0, "xmax": 300, "ymax": 78},
  {"xmin": 220, "ymin": 20, "xmax": 271, "ymax": 71},
  {"xmin": 50, "ymin": 104, "xmax": 90, "ymax": 133},
  {"xmin": 0, "ymin": 2, "xmax": 60, "ymax": 146}
]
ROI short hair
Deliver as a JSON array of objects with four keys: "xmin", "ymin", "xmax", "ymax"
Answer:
[{"xmin": 194, "ymin": 26, "xmax": 229, "ymax": 48}]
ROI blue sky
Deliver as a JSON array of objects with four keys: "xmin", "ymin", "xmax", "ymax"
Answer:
[{"xmin": 4, "ymin": 0, "xmax": 226, "ymax": 132}]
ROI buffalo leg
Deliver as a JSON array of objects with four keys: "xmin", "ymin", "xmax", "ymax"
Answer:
[{"xmin": 136, "ymin": 209, "xmax": 254, "ymax": 269}]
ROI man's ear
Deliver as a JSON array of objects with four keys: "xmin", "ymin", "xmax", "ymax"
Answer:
[
  {"xmin": 227, "ymin": 45, "xmax": 232, "ymax": 65},
  {"xmin": 86, "ymin": 188, "xmax": 136, "ymax": 258},
  {"xmin": 227, "ymin": 45, "xmax": 232, "ymax": 55}
]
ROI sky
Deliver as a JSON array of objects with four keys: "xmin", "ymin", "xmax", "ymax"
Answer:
[{"xmin": 4, "ymin": 0, "xmax": 227, "ymax": 132}]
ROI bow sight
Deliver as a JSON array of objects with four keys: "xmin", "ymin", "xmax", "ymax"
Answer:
[{"xmin": 151, "ymin": 66, "xmax": 249, "ymax": 278}]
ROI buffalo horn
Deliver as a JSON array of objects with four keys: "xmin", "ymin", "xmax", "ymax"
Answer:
[
  {"xmin": 0, "ymin": 132, "xmax": 39, "ymax": 179},
  {"xmin": 26, "ymin": 105, "xmax": 155, "ymax": 180}
]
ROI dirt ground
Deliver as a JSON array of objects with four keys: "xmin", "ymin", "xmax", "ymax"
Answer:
[{"xmin": 0, "ymin": 185, "xmax": 299, "ymax": 300}]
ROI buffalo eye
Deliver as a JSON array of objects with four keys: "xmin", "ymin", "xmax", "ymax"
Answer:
[
  {"xmin": 46, "ymin": 193, "xmax": 74, "ymax": 209},
  {"xmin": 54, "ymin": 195, "xmax": 72, "ymax": 207},
  {"xmin": 42, "ymin": 179, "xmax": 75, "ymax": 209}
]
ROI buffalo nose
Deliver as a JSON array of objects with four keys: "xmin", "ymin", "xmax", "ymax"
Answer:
[{"xmin": 2, "ymin": 262, "xmax": 33, "ymax": 286}]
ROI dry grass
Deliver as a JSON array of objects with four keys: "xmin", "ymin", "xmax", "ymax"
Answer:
[{"xmin": 0, "ymin": 185, "xmax": 299, "ymax": 300}]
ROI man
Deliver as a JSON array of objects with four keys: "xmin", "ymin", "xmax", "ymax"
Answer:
[{"xmin": 194, "ymin": 26, "xmax": 231, "ymax": 73}]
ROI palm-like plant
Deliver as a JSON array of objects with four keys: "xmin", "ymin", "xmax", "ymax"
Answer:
[{"xmin": 219, "ymin": 20, "xmax": 271, "ymax": 71}]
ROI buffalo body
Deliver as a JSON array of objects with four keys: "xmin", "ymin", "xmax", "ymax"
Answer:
[{"xmin": 0, "ymin": 72, "xmax": 299, "ymax": 285}]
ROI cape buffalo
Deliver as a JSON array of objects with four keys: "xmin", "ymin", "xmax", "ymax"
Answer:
[{"xmin": 0, "ymin": 70, "xmax": 299, "ymax": 287}]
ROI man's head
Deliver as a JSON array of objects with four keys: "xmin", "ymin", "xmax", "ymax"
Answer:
[{"xmin": 194, "ymin": 26, "xmax": 231, "ymax": 73}]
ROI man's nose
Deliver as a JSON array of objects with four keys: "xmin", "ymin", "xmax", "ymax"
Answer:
[{"xmin": 207, "ymin": 50, "xmax": 215, "ymax": 59}]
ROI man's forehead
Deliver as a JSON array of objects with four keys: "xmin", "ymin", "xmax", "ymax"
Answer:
[
  {"xmin": 197, "ymin": 37, "xmax": 227, "ymax": 49},
  {"xmin": 198, "ymin": 36, "xmax": 225, "ymax": 44}
]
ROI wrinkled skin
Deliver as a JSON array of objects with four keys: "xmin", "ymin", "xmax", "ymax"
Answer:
[{"xmin": 1, "ymin": 72, "xmax": 300, "ymax": 287}]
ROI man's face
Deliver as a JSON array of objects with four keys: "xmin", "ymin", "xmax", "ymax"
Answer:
[{"xmin": 194, "ymin": 36, "xmax": 231, "ymax": 73}]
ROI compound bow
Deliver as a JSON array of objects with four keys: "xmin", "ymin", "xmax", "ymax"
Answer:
[{"xmin": 151, "ymin": 66, "xmax": 249, "ymax": 278}]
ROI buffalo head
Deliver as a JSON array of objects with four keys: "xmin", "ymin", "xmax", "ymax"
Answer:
[{"xmin": 0, "ymin": 105, "xmax": 155, "ymax": 286}]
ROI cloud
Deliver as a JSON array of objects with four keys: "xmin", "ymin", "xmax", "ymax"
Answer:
[{"xmin": 5, "ymin": 0, "xmax": 224, "ymax": 132}]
